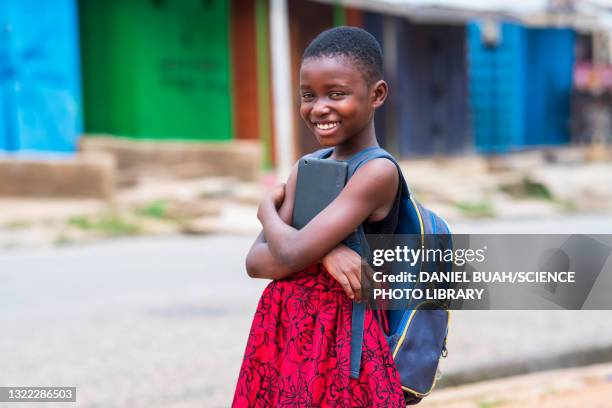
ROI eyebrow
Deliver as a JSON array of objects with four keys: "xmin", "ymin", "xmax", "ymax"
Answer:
[{"xmin": 299, "ymin": 82, "xmax": 352, "ymax": 90}]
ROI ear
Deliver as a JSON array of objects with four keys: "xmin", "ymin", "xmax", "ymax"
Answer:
[{"xmin": 371, "ymin": 80, "xmax": 388, "ymax": 109}]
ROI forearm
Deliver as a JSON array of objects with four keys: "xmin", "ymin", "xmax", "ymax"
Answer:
[
  {"xmin": 246, "ymin": 233, "xmax": 295, "ymax": 280},
  {"xmin": 259, "ymin": 198, "xmax": 312, "ymax": 271}
]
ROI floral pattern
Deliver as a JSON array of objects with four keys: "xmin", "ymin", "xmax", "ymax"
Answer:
[{"xmin": 232, "ymin": 264, "xmax": 405, "ymax": 407}]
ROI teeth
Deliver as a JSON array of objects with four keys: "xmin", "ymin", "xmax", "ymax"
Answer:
[{"xmin": 315, "ymin": 122, "xmax": 339, "ymax": 130}]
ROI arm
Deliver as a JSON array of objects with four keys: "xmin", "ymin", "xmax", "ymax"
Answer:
[
  {"xmin": 245, "ymin": 163, "xmax": 373, "ymax": 301},
  {"xmin": 258, "ymin": 158, "xmax": 399, "ymax": 273},
  {"xmin": 245, "ymin": 231, "xmax": 294, "ymax": 280},
  {"xmin": 245, "ymin": 163, "xmax": 299, "ymax": 280}
]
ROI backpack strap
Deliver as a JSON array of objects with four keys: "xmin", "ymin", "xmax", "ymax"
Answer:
[
  {"xmin": 304, "ymin": 146, "xmax": 407, "ymax": 378},
  {"xmin": 306, "ymin": 147, "xmax": 334, "ymax": 160},
  {"xmin": 344, "ymin": 146, "xmax": 408, "ymax": 378}
]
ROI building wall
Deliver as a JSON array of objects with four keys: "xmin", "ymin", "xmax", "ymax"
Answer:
[
  {"xmin": 253, "ymin": 0, "xmax": 275, "ymax": 167},
  {"xmin": 79, "ymin": 0, "xmax": 232, "ymax": 141},
  {"xmin": 231, "ymin": 0, "xmax": 259, "ymax": 141},
  {"xmin": 366, "ymin": 15, "xmax": 471, "ymax": 158},
  {"xmin": 395, "ymin": 21, "xmax": 471, "ymax": 157},
  {"xmin": 230, "ymin": 0, "xmax": 275, "ymax": 167},
  {"xmin": 468, "ymin": 22, "xmax": 527, "ymax": 153},
  {"xmin": 468, "ymin": 22, "xmax": 575, "ymax": 153},
  {"xmin": 524, "ymin": 27, "xmax": 575, "ymax": 146},
  {"xmin": 0, "ymin": 0, "xmax": 82, "ymax": 152}
]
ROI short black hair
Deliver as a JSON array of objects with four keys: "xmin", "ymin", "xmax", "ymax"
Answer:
[{"xmin": 302, "ymin": 26, "xmax": 384, "ymax": 86}]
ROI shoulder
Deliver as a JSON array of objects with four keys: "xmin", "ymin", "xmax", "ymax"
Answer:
[
  {"xmin": 354, "ymin": 157, "xmax": 399, "ymax": 185},
  {"xmin": 347, "ymin": 157, "xmax": 399, "ymax": 199}
]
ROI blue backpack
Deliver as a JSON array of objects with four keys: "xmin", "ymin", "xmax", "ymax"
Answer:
[{"xmin": 309, "ymin": 146, "xmax": 452, "ymax": 405}]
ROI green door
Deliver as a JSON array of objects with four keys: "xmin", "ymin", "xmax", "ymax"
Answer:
[{"xmin": 80, "ymin": 0, "xmax": 232, "ymax": 141}]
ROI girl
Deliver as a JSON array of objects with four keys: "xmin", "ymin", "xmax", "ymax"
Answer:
[{"xmin": 233, "ymin": 26, "xmax": 405, "ymax": 407}]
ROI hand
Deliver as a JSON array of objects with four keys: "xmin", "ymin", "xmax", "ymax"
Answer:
[
  {"xmin": 322, "ymin": 244, "xmax": 363, "ymax": 302},
  {"xmin": 258, "ymin": 183, "xmax": 285, "ymax": 222},
  {"xmin": 268, "ymin": 183, "xmax": 286, "ymax": 209}
]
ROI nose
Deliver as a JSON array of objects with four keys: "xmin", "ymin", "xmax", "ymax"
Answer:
[{"xmin": 311, "ymin": 97, "xmax": 331, "ymax": 117}]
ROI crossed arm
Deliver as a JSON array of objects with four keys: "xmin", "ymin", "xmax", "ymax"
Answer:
[{"xmin": 246, "ymin": 158, "xmax": 398, "ymax": 300}]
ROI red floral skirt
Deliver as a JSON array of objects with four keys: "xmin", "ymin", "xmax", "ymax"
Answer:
[{"xmin": 232, "ymin": 264, "xmax": 405, "ymax": 407}]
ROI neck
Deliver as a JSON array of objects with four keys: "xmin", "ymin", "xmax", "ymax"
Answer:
[{"xmin": 332, "ymin": 121, "xmax": 378, "ymax": 161}]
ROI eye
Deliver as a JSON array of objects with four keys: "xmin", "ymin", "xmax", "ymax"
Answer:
[
  {"xmin": 301, "ymin": 92, "xmax": 314, "ymax": 102},
  {"xmin": 329, "ymin": 91, "xmax": 345, "ymax": 99}
]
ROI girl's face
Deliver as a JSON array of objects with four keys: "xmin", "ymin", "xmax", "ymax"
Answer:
[{"xmin": 299, "ymin": 56, "xmax": 383, "ymax": 147}]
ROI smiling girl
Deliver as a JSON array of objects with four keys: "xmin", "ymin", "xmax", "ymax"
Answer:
[{"xmin": 232, "ymin": 27, "xmax": 405, "ymax": 407}]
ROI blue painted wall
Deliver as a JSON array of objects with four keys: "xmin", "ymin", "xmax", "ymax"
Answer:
[
  {"xmin": 0, "ymin": 0, "xmax": 82, "ymax": 153},
  {"xmin": 525, "ymin": 28, "xmax": 575, "ymax": 146},
  {"xmin": 468, "ymin": 22, "xmax": 575, "ymax": 153},
  {"xmin": 468, "ymin": 22, "xmax": 527, "ymax": 153}
]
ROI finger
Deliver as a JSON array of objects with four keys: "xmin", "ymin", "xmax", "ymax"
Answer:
[
  {"xmin": 337, "ymin": 275, "xmax": 354, "ymax": 299},
  {"xmin": 345, "ymin": 271, "xmax": 362, "ymax": 302},
  {"xmin": 363, "ymin": 262, "xmax": 381, "ymax": 291}
]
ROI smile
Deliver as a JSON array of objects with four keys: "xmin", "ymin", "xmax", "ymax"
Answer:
[{"xmin": 314, "ymin": 121, "xmax": 340, "ymax": 130}]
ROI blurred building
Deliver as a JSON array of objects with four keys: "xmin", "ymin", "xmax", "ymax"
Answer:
[
  {"xmin": 468, "ymin": 22, "xmax": 575, "ymax": 153},
  {"xmin": 78, "ymin": 0, "xmax": 277, "ymax": 167},
  {"xmin": 0, "ymin": 0, "xmax": 610, "ymax": 178},
  {"xmin": 79, "ymin": 0, "xmax": 233, "ymax": 142},
  {"xmin": 0, "ymin": 0, "xmax": 82, "ymax": 153},
  {"xmin": 279, "ymin": 0, "xmax": 610, "ymax": 163},
  {"xmin": 365, "ymin": 13, "xmax": 471, "ymax": 157}
]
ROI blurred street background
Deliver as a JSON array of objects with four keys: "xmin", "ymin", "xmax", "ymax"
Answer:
[{"xmin": 2, "ymin": 0, "xmax": 612, "ymax": 407}]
